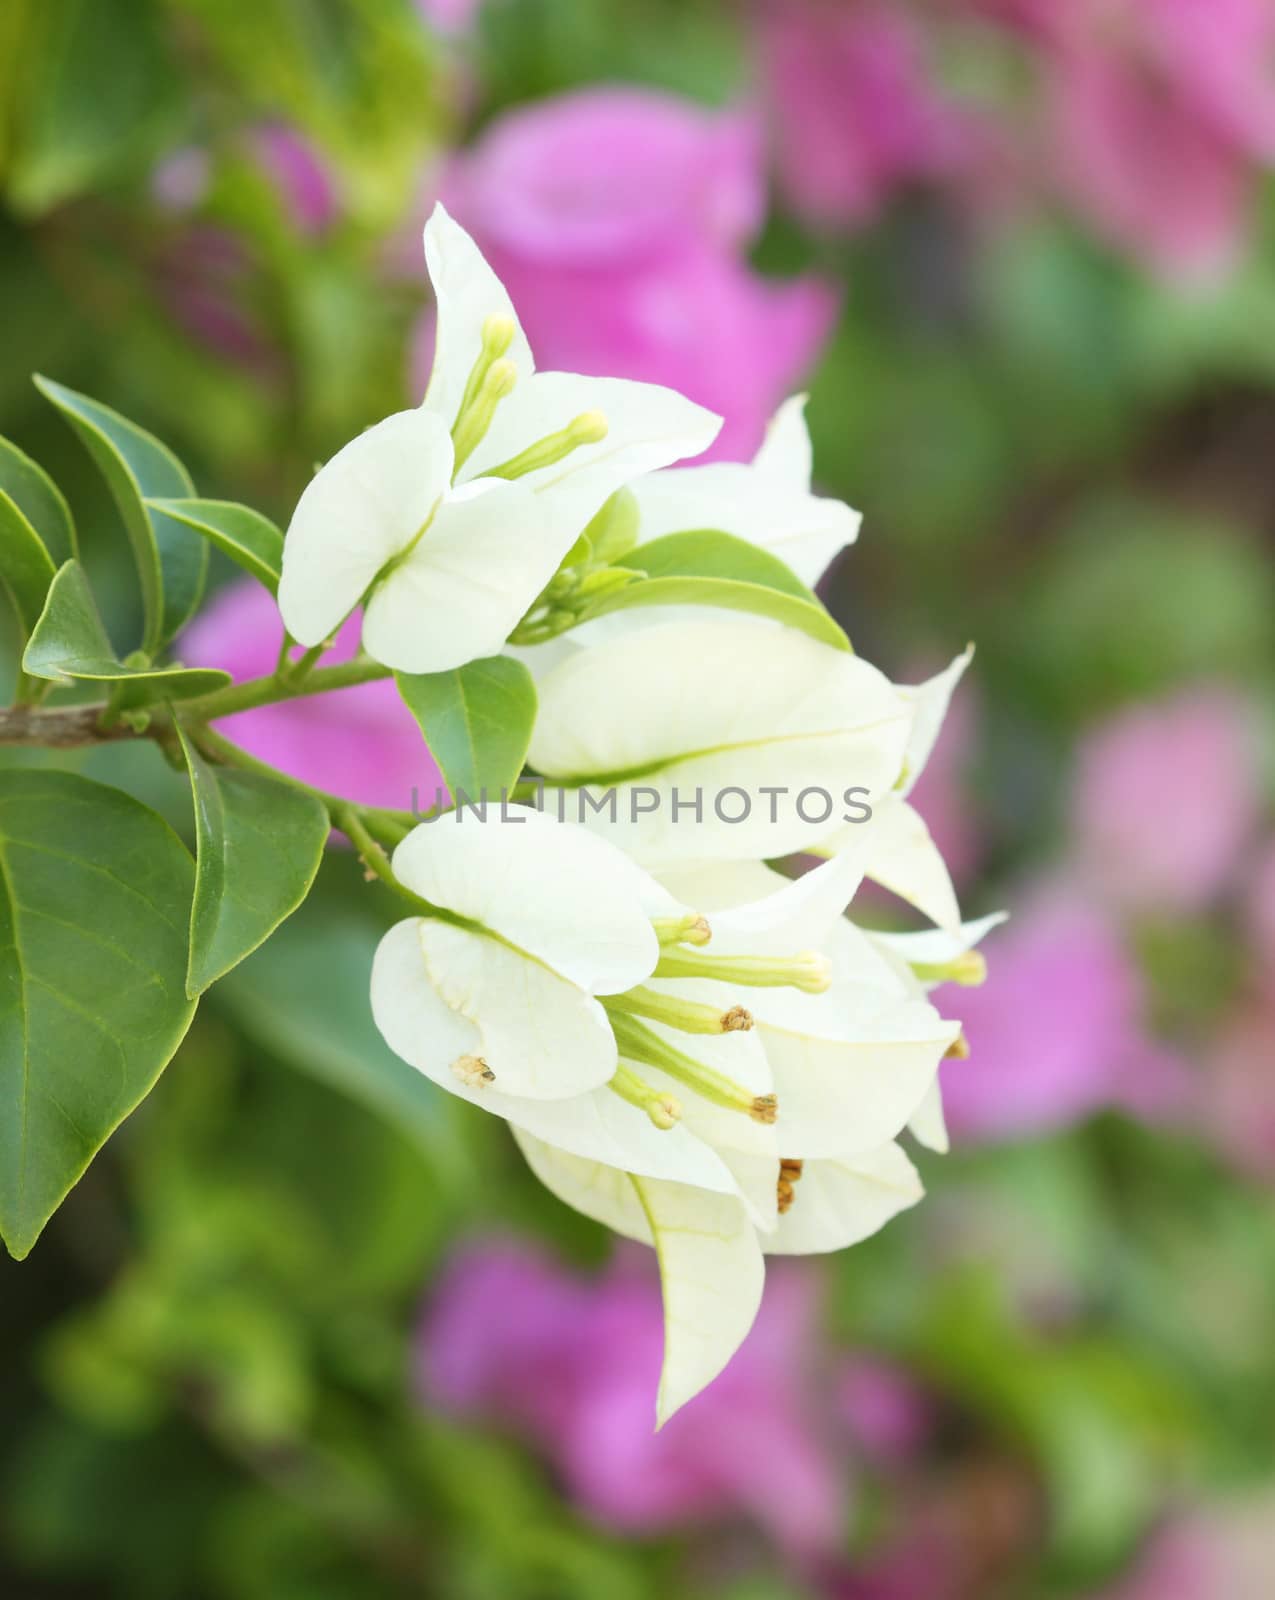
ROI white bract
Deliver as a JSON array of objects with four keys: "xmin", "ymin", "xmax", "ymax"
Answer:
[
  {"xmin": 630, "ymin": 394, "xmax": 861, "ymax": 587},
  {"xmin": 278, "ymin": 204, "xmax": 720, "ymax": 672},
  {"xmin": 818, "ymin": 649, "xmax": 975, "ymax": 930},
  {"xmin": 527, "ymin": 613, "xmax": 913, "ymax": 866},
  {"xmin": 369, "ymin": 810, "xmax": 983, "ymax": 1425}
]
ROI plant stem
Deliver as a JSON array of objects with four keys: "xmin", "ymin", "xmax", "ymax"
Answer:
[
  {"xmin": 0, "ymin": 703, "xmax": 136, "ymax": 746},
  {"xmin": 180, "ymin": 657, "xmax": 392, "ymax": 721},
  {"xmin": 192, "ymin": 727, "xmax": 416, "ymax": 842}
]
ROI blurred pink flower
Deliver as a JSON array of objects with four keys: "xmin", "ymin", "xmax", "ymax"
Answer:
[
  {"xmin": 1246, "ymin": 840, "xmax": 1275, "ymax": 996},
  {"xmin": 251, "ymin": 125, "xmax": 338, "ymax": 235},
  {"xmin": 836, "ymin": 1357, "xmax": 933, "ymax": 1467},
  {"xmin": 1041, "ymin": 0, "xmax": 1275, "ymax": 280},
  {"xmin": 421, "ymin": 88, "xmax": 836, "ymax": 461},
  {"xmin": 182, "ymin": 579, "xmax": 441, "ymax": 812},
  {"xmin": 1203, "ymin": 1005, "xmax": 1275, "ymax": 1184},
  {"xmin": 756, "ymin": 0, "xmax": 970, "ymax": 229},
  {"xmin": 414, "ymin": 0, "xmax": 482, "ymax": 35},
  {"xmin": 417, "ymin": 1239, "xmax": 845, "ymax": 1557},
  {"xmin": 1071, "ymin": 688, "xmax": 1259, "ymax": 915},
  {"xmin": 1090, "ymin": 1497, "xmax": 1275, "ymax": 1600},
  {"xmin": 939, "ymin": 883, "xmax": 1188, "ymax": 1142}
]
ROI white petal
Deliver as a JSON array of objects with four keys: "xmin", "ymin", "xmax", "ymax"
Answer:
[
  {"xmin": 629, "ymin": 458, "xmax": 859, "ymax": 590},
  {"xmin": 513, "ymin": 1135, "xmax": 770, "ymax": 1422},
  {"xmin": 362, "ymin": 477, "xmax": 566, "ymax": 673},
  {"xmin": 507, "ymin": 1090, "xmax": 742, "ymax": 1191},
  {"xmin": 765, "ymin": 1143, "xmax": 924, "ymax": 1255},
  {"xmin": 531, "ymin": 618, "xmax": 909, "ymax": 863},
  {"xmin": 655, "ymin": 858, "xmax": 788, "ymax": 912},
  {"xmin": 532, "ymin": 616, "xmax": 901, "ymax": 778},
  {"xmin": 870, "ymin": 911, "xmax": 1008, "ymax": 972},
  {"xmin": 278, "ymin": 410, "xmax": 454, "ymax": 646},
  {"xmin": 513, "ymin": 1132, "xmax": 654, "ymax": 1240},
  {"xmin": 753, "ymin": 989, "xmax": 959, "ymax": 1159},
  {"xmin": 634, "ymin": 1175, "xmax": 765, "ymax": 1427},
  {"xmin": 373, "ymin": 924, "xmax": 743, "ymax": 1188},
  {"xmin": 898, "ymin": 647, "xmax": 973, "ymax": 796},
  {"xmin": 370, "ymin": 915, "xmax": 481, "ymax": 1070},
  {"xmin": 461, "ymin": 372, "xmax": 721, "ymax": 532},
  {"xmin": 371, "ymin": 918, "xmax": 616, "ymax": 1100},
  {"xmin": 751, "ymin": 393, "xmax": 813, "ymax": 489},
  {"xmin": 419, "ymin": 921, "xmax": 617, "ymax": 1099},
  {"xmin": 420, "ymin": 203, "xmax": 535, "ymax": 428},
  {"xmin": 705, "ymin": 849, "xmax": 870, "ymax": 959},
  {"xmin": 907, "ymin": 1080, "xmax": 950, "ymax": 1154},
  {"xmin": 391, "ymin": 806, "xmax": 659, "ymax": 994},
  {"xmin": 829, "ymin": 795, "xmax": 962, "ymax": 932}
]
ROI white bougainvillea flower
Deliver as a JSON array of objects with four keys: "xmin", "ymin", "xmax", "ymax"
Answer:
[
  {"xmin": 630, "ymin": 394, "xmax": 861, "ymax": 587},
  {"xmin": 815, "ymin": 648, "xmax": 974, "ymax": 931},
  {"xmin": 370, "ymin": 816, "xmax": 975, "ymax": 1424},
  {"xmin": 528, "ymin": 614, "xmax": 912, "ymax": 865},
  {"xmin": 278, "ymin": 204, "xmax": 720, "ymax": 672},
  {"xmin": 370, "ymin": 806, "xmax": 662, "ymax": 1101},
  {"xmin": 649, "ymin": 856, "xmax": 965, "ymax": 1164}
]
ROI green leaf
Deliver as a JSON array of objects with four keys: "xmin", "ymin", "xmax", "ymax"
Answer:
[
  {"xmin": 0, "ymin": 436, "xmax": 76, "ymax": 564},
  {"xmin": 175, "ymin": 726, "xmax": 329, "ymax": 999},
  {"xmin": 395, "ymin": 655, "xmax": 537, "ymax": 804},
  {"xmin": 629, "ymin": 529, "xmax": 820, "ymax": 599},
  {"xmin": 580, "ymin": 529, "xmax": 852, "ymax": 651},
  {"xmin": 34, "ymin": 376, "xmax": 207, "ymax": 653},
  {"xmin": 22, "ymin": 561, "xmax": 230, "ymax": 707},
  {"xmin": 145, "ymin": 498, "xmax": 283, "ymax": 595},
  {"xmin": 0, "ymin": 491, "xmax": 57, "ymax": 637},
  {"xmin": 0, "ymin": 769, "xmax": 197, "ymax": 1259},
  {"xmin": 0, "ymin": 437, "xmax": 75, "ymax": 637}
]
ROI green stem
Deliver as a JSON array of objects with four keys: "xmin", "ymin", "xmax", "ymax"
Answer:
[
  {"xmin": 285, "ymin": 638, "xmax": 328, "ymax": 686},
  {"xmin": 182, "ymin": 658, "xmax": 392, "ymax": 722},
  {"xmin": 336, "ymin": 806, "xmax": 442, "ymax": 915},
  {"xmin": 191, "ymin": 726, "xmax": 415, "ymax": 845}
]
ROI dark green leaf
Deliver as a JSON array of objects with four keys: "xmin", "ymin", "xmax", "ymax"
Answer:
[
  {"xmin": 0, "ymin": 435, "xmax": 76, "ymax": 564},
  {"xmin": 0, "ymin": 769, "xmax": 197, "ymax": 1258},
  {"xmin": 395, "ymin": 654, "xmax": 537, "ymax": 804},
  {"xmin": 35, "ymin": 376, "xmax": 207, "ymax": 652},
  {"xmin": 22, "ymin": 561, "xmax": 230, "ymax": 707},
  {"xmin": 579, "ymin": 528, "xmax": 852, "ymax": 650},
  {"xmin": 0, "ymin": 490, "xmax": 57, "ymax": 636},
  {"xmin": 145, "ymin": 498, "xmax": 283, "ymax": 594},
  {"xmin": 176, "ymin": 726, "xmax": 329, "ymax": 998}
]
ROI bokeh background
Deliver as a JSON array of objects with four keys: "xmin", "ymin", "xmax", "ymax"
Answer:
[{"xmin": 2, "ymin": 1, "xmax": 1275, "ymax": 1595}]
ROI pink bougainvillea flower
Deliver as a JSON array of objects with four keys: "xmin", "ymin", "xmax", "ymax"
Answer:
[
  {"xmin": 251, "ymin": 124, "xmax": 339, "ymax": 235},
  {"xmin": 181, "ymin": 578, "xmax": 441, "ymax": 811},
  {"xmin": 1090, "ymin": 1496, "xmax": 1275, "ymax": 1600},
  {"xmin": 1041, "ymin": 0, "xmax": 1275, "ymax": 280},
  {"xmin": 1071, "ymin": 687, "xmax": 1259, "ymax": 915},
  {"xmin": 417, "ymin": 1238, "xmax": 845, "ymax": 1557},
  {"xmin": 414, "ymin": 0, "xmax": 483, "ymax": 35},
  {"xmin": 1203, "ymin": 1005, "xmax": 1275, "ymax": 1185},
  {"xmin": 756, "ymin": 0, "xmax": 970, "ymax": 230},
  {"xmin": 938, "ymin": 883, "xmax": 1187, "ymax": 1143},
  {"xmin": 836, "ymin": 1356, "xmax": 934, "ymax": 1467},
  {"xmin": 420, "ymin": 87, "xmax": 836, "ymax": 461},
  {"xmin": 1245, "ymin": 840, "xmax": 1275, "ymax": 997}
]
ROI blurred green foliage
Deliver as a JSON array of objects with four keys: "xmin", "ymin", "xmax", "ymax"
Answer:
[{"xmin": 1, "ymin": 1, "xmax": 1274, "ymax": 1597}]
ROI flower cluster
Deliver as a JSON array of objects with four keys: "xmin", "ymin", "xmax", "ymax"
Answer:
[{"xmin": 278, "ymin": 206, "xmax": 998, "ymax": 1423}]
